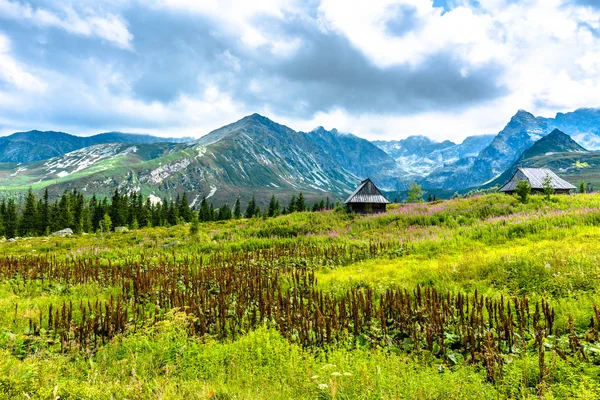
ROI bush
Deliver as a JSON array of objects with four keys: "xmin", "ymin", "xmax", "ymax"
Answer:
[{"xmin": 515, "ymin": 179, "xmax": 531, "ymax": 203}]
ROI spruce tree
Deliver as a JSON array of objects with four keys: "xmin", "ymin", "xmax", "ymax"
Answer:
[
  {"xmin": 218, "ymin": 204, "xmax": 232, "ymax": 220},
  {"xmin": 268, "ymin": 195, "xmax": 278, "ymax": 217},
  {"xmin": 245, "ymin": 195, "xmax": 257, "ymax": 218},
  {"xmin": 111, "ymin": 189, "xmax": 121, "ymax": 227},
  {"xmin": 167, "ymin": 200, "xmax": 178, "ymax": 226},
  {"xmin": 274, "ymin": 200, "xmax": 281, "ymax": 217},
  {"xmin": 0, "ymin": 208, "xmax": 5, "ymax": 237},
  {"xmin": 190, "ymin": 212, "xmax": 199, "ymax": 236},
  {"xmin": 58, "ymin": 192, "xmax": 73, "ymax": 229},
  {"xmin": 209, "ymin": 203, "xmax": 216, "ymax": 221},
  {"xmin": 288, "ymin": 195, "xmax": 297, "ymax": 214},
  {"xmin": 40, "ymin": 188, "xmax": 50, "ymax": 235},
  {"xmin": 179, "ymin": 192, "xmax": 192, "ymax": 222},
  {"xmin": 233, "ymin": 197, "xmax": 242, "ymax": 219},
  {"xmin": 5, "ymin": 198, "xmax": 17, "ymax": 238},
  {"xmin": 100, "ymin": 213, "xmax": 112, "ymax": 233},
  {"xmin": 19, "ymin": 189, "xmax": 38, "ymax": 236},
  {"xmin": 199, "ymin": 197, "xmax": 210, "ymax": 222},
  {"xmin": 296, "ymin": 192, "xmax": 305, "ymax": 212}
]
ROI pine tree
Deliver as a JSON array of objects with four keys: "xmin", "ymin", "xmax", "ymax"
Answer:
[
  {"xmin": 199, "ymin": 197, "xmax": 210, "ymax": 222},
  {"xmin": 218, "ymin": 204, "xmax": 232, "ymax": 220},
  {"xmin": 58, "ymin": 192, "xmax": 73, "ymax": 229},
  {"xmin": 19, "ymin": 189, "xmax": 38, "ymax": 236},
  {"xmin": 274, "ymin": 200, "xmax": 281, "ymax": 217},
  {"xmin": 179, "ymin": 192, "xmax": 192, "ymax": 222},
  {"xmin": 142, "ymin": 198, "xmax": 152, "ymax": 228},
  {"xmin": 245, "ymin": 195, "xmax": 257, "ymax": 218},
  {"xmin": 5, "ymin": 198, "xmax": 18, "ymax": 238},
  {"xmin": 233, "ymin": 197, "xmax": 242, "ymax": 219},
  {"xmin": 100, "ymin": 213, "xmax": 112, "ymax": 233},
  {"xmin": 161, "ymin": 199, "xmax": 169, "ymax": 226},
  {"xmin": 72, "ymin": 190, "xmax": 84, "ymax": 234},
  {"xmin": 39, "ymin": 188, "xmax": 50, "ymax": 235},
  {"xmin": 268, "ymin": 195, "xmax": 279, "ymax": 217},
  {"xmin": 190, "ymin": 212, "xmax": 199, "ymax": 236},
  {"xmin": 209, "ymin": 203, "xmax": 216, "ymax": 221},
  {"xmin": 110, "ymin": 189, "xmax": 121, "ymax": 227},
  {"xmin": 288, "ymin": 195, "xmax": 297, "ymax": 214},
  {"xmin": 167, "ymin": 200, "xmax": 177, "ymax": 225},
  {"xmin": 296, "ymin": 192, "xmax": 306, "ymax": 212},
  {"xmin": 0, "ymin": 208, "xmax": 5, "ymax": 237}
]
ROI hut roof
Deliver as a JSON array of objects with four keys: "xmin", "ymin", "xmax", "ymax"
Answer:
[
  {"xmin": 499, "ymin": 168, "xmax": 576, "ymax": 192},
  {"xmin": 345, "ymin": 178, "xmax": 391, "ymax": 204}
]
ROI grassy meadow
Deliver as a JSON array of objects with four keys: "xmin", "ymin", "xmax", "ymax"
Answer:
[{"xmin": 3, "ymin": 193, "xmax": 600, "ymax": 398}]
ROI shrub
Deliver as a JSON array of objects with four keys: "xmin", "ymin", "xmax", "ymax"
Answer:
[{"xmin": 515, "ymin": 179, "xmax": 531, "ymax": 203}]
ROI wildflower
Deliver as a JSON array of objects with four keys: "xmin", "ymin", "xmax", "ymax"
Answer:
[
  {"xmin": 343, "ymin": 372, "xmax": 352, "ymax": 376},
  {"xmin": 331, "ymin": 372, "xmax": 341, "ymax": 377},
  {"xmin": 318, "ymin": 384, "xmax": 328, "ymax": 389}
]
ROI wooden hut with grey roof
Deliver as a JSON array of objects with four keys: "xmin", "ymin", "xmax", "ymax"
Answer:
[
  {"xmin": 499, "ymin": 168, "xmax": 576, "ymax": 195},
  {"xmin": 345, "ymin": 178, "xmax": 390, "ymax": 214}
]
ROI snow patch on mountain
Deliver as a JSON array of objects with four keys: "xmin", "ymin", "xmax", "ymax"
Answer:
[
  {"xmin": 11, "ymin": 167, "xmax": 27, "ymax": 177},
  {"xmin": 142, "ymin": 158, "xmax": 192, "ymax": 184},
  {"xmin": 207, "ymin": 186, "xmax": 217, "ymax": 199}
]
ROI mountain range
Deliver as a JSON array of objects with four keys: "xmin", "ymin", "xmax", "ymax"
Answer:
[
  {"xmin": 0, "ymin": 131, "xmax": 192, "ymax": 163},
  {"xmin": 0, "ymin": 107, "xmax": 599, "ymax": 204}
]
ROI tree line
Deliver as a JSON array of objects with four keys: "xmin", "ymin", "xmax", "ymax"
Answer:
[{"xmin": 0, "ymin": 188, "xmax": 340, "ymax": 238}]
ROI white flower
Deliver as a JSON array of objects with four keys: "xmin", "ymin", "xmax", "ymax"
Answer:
[{"xmin": 318, "ymin": 384, "xmax": 328, "ymax": 389}]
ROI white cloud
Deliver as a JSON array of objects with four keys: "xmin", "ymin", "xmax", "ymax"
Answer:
[
  {"xmin": 2, "ymin": 0, "xmax": 600, "ymax": 143},
  {"xmin": 150, "ymin": 0, "xmax": 303, "ymax": 56},
  {"xmin": 0, "ymin": 0, "xmax": 134, "ymax": 49},
  {"xmin": 0, "ymin": 33, "xmax": 45, "ymax": 92}
]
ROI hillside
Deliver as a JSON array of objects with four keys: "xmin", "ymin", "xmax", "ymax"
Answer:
[
  {"xmin": 300, "ymin": 127, "xmax": 410, "ymax": 190},
  {"xmin": 0, "ymin": 114, "xmax": 360, "ymax": 205},
  {"xmin": 3, "ymin": 194, "xmax": 600, "ymax": 398},
  {"xmin": 0, "ymin": 130, "xmax": 192, "ymax": 163},
  {"xmin": 488, "ymin": 129, "xmax": 590, "ymax": 189}
]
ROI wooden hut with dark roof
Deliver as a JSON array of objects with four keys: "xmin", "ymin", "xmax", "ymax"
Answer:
[
  {"xmin": 345, "ymin": 178, "xmax": 390, "ymax": 214},
  {"xmin": 499, "ymin": 168, "xmax": 576, "ymax": 195}
]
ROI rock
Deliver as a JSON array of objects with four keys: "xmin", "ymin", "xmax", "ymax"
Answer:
[
  {"xmin": 161, "ymin": 240, "xmax": 179, "ymax": 249},
  {"xmin": 52, "ymin": 228, "xmax": 74, "ymax": 237},
  {"xmin": 7, "ymin": 238, "xmax": 16, "ymax": 242},
  {"xmin": 0, "ymin": 236, "xmax": 5, "ymax": 243},
  {"xmin": 115, "ymin": 226, "xmax": 129, "ymax": 233}
]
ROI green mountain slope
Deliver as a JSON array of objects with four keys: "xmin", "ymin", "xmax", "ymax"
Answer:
[
  {"xmin": 0, "ymin": 115, "xmax": 359, "ymax": 205},
  {"xmin": 0, "ymin": 130, "xmax": 192, "ymax": 163},
  {"xmin": 489, "ymin": 129, "xmax": 589, "ymax": 189}
]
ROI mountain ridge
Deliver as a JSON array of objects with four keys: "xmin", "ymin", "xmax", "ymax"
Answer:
[{"xmin": 0, "ymin": 130, "xmax": 193, "ymax": 163}]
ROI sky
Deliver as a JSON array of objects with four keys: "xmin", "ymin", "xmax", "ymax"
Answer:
[{"xmin": 0, "ymin": 0, "xmax": 600, "ymax": 142}]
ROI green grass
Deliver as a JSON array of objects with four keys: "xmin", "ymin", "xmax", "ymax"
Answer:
[{"xmin": 3, "ymin": 193, "xmax": 600, "ymax": 398}]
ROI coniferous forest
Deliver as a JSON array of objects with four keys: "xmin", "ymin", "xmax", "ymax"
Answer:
[{"xmin": 0, "ymin": 189, "xmax": 339, "ymax": 238}]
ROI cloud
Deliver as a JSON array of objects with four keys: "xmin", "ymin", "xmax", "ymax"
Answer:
[
  {"xmin": 0, "ymin": 0, "xmax": 134, "ymax": 49},
  {"xmin": 0, "ymin": 33, "xmax": 45, "ymax": 92},
  {"xmin": 232, "ymin": 14, "xmax": 506, "ymax": 117},
  {"xmin": 1, "ymin": 0, "xmax": 600, "ymax": 143}
]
